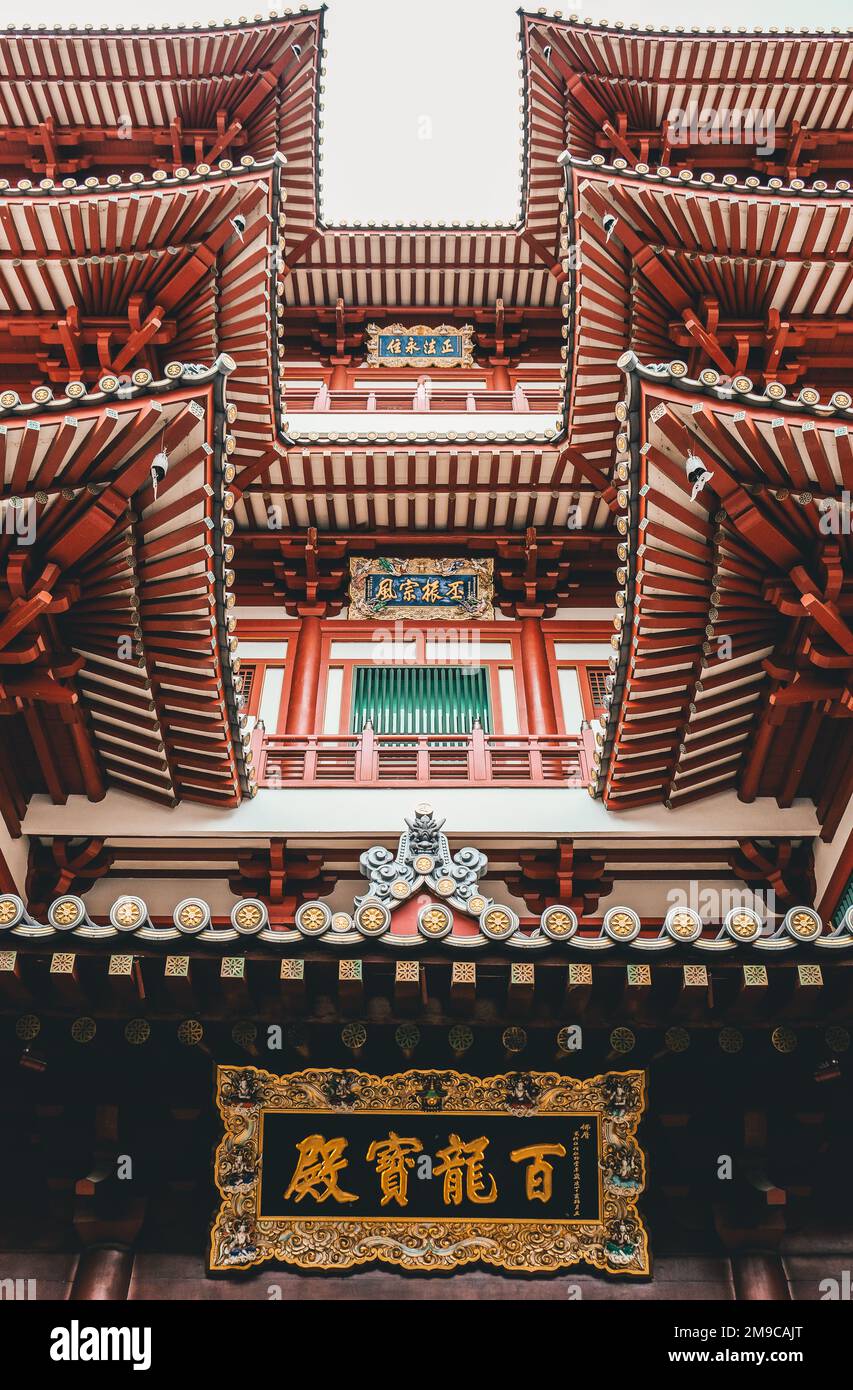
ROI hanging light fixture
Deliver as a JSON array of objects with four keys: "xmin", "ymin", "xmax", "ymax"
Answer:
[
  {"xmin": 685, "ymin": 451, "xmax": 712, "ymax": 500},
  {"xmin": 150, "ymin": 447, "xmax": 169, "ymax": 499}
]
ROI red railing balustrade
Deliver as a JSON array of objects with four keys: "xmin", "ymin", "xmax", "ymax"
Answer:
[{"xmin": 250, "ymin": 722, "xmax": 594, "ymax": 789}]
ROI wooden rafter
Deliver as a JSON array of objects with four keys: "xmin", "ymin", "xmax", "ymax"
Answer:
[
  {"xmin": 0, "ymin": 366, "xmax": 247, "ymax": 827},
  {"xmin": 599, "ymin": 367, "xmax": 853, "ymax": 824}
]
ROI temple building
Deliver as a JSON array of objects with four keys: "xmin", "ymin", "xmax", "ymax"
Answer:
[{"xmin": 0, "ymin": 9, "xmax": 851, "ymax": 1301}]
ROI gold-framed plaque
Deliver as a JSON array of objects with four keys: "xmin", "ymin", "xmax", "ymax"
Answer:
[
  {"xmin": 348, "ymin": 556, "xmax": 494, "ymax": 621},
  {"xmin": 365, "ymin": 322, "xmax": 474, "ymax": 368},
  {"xmin": 209, "ymin": 1066, "xmax": 649, "ymax": 1275}
]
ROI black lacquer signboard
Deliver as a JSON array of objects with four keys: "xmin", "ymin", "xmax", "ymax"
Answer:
[{"xmin": 209, "ymin": 1067, "xmax": 649, "ymax": 1275}]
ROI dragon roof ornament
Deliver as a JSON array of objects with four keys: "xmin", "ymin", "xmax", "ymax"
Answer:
[{"xmin": 355, "ymin": 803, "xmax": 491, "ymax": 917}]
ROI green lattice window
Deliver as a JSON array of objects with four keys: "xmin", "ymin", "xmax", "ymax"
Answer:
[{"xmin": 350, "ymin": 666, "xmax": 492, "ymax": 735}]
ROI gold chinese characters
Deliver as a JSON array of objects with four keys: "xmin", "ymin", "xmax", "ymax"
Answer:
[
  {"xmin": 434, "ymin": 1134, "xmax": 497, "ymax": 1205},
  {"xmin": 365, "ymin": 1132, "xmax": 423, "ymax": 1207},
  {"xmin": 284, "ymin": 1135, "xmax": 358, "ymax": 1204},
  {"xmin": 283, "ymin": 1130, "xmax": 574, "ymax": 1207},
  {"xmin": 510, "ymin": 1143, "xmax": 567, "ymax": 1202}
]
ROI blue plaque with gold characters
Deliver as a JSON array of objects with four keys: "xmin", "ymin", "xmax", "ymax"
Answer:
[
  {"xmin": 366, "ymin": 322, "xmax": 474, "ymax": 368},
  {"xmin": 209, "ymin": 1066, "xmax": 649, "ymax": 1275},
  {"xmin": 365, "ymin": 572, "xmax": 476, "ymax": 608},
  {"xmin": 349, "ymin": 556, "xmax": 494, "ymax": 621}
]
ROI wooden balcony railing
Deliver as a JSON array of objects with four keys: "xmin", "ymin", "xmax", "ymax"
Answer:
[
  {"xmin": 283, "ymin": 385, "xmax": 563, "ymax": 415},
  {"xmin": 251, "ymin": 722, "xmax": 593, "ymax": 789}
]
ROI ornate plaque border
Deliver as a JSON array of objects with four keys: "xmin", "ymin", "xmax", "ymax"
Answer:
[
  {"xmin": 209, "ymin": 1067, "xmax": 649, "ymax": 1276},
  {"xmin": 348, "ymin": 556, "xmax": 494, "ymax": 621},
  {"xmin": 365, "ymin": 322, "xmax": 474, "ymax": 368}
]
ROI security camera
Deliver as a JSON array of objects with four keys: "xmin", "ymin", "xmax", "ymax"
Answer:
[
  {"xmin": 685, "ymin": 452, "xmax": 713, "ymax": 501},
  {"xmin": 150, "ymin": 449, "xmax": 169, "ymax": 499},
  {"xmin": 602, "ymin": 213, "xmax": 617, "ymax": 243},
  {"xmin": 231, "ymin": 213, "xmax": 246, "ymax": 241}
]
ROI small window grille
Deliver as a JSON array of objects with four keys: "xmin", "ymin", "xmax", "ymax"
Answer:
[
  {"xmin": 586, "ymin": 667, "xmax": 608, "ymax": 715},
  {"xmin": 238, "ymin": 664, "xmax": 257, "ymax": 711}
]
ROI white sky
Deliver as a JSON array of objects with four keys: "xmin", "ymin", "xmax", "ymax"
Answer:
[{"xmin": 3, "ymin": 0, "xmax": 851, "ymax": 220}]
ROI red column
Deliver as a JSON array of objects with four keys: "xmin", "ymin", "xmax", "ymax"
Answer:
[
  {"xmin": 489, "ymin": 359, "xmax": 511, "ymax": 390},
  {"xmin": 732, "ymin": 1253, "xmax": 791, "ymax": 1301},
  {"xmin": 285, "ymin": 611, "xmax": 324, "ymax": 735},
  {"xmin": 739, "ymin": 702, "xmax": 779, "ymax": 801},
  {"xmin": 518, "ymin": 613, "xmax": 558, "ymax": 735},
  {"xmin": 70, "ymin": 1248, "xmax": 135, "ymax": 1301},
  {"xmin": 329, "ymin": 358, "xmax": 351, "ymax": 390}
]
